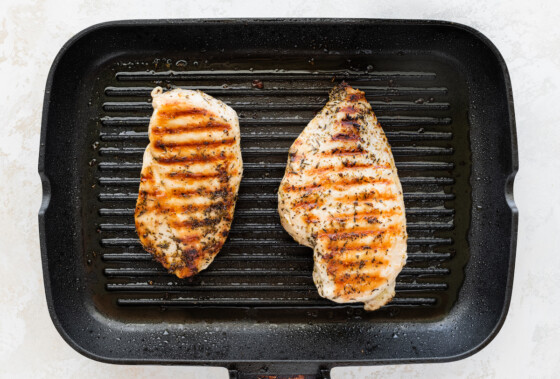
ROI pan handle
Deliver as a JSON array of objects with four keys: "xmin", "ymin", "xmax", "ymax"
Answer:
[{"xmin": 228, "ymin": 368, "xmax": 331, "ymax": 379}]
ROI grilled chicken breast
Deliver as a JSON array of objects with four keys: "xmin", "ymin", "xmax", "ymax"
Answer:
[
  {"xmin": 278, "ymin": 83, "xmax": 407, "ymax": 311},
  {"xmin": 135, "ymin": 87, "xmax": 242, "ymax": 278}
]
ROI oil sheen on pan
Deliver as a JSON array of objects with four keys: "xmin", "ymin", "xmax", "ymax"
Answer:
[
  {"xmin": 278, "ymin": 83, "xmax": 407, "ymax": 311},
  {"xmin": 135, "ymin": 87, "xmax": 243, "ymax": 278}
]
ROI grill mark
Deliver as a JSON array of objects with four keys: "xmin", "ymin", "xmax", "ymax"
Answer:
[
  {"xmin": 152, "ymin": 122, "xmax": 231, "ymax": 135},
  {"xmin": 179, "ymin": 234, "xmax": 201, "ymax": 244},
  {"xmin": 140, "ymin": 195, "xmax": 231, "ymax": 211},
  {"xmin": 283, "ymin": 177, "xmax": 392, "ymax": 194},
  {"xmin": 153, "ymin": 138, "xmax": 235, "ymax": 150},
  {"xmin": 332, "ymin": 118, "xmax": 363, "ymax": 141},
  {"xmin": 318, "ymin": 225, "xmax": 399, "ymax": 242},
  {"xmin": 321, "ymin": 147, "xmax": 367, "ymax": 158},
  {"xmin": 138, "ymin": 200, "xmax": 228, "ymax": 216},
  {"xmin": 304, "ymin": 214, "xmax": 319, "ymax": 223},
  {"xmin": 324, "ymin": 238, "xmax": 394, "ymax": 253},
  {"xmin": 335, "ymin": 190, "xmax": 398, "ymax": 202},
  {"xmin": 339, "ymin": 105, "xmax": 360, "ymax": 115},
  {"xmin": 145, "ymin": 186, "xmax": 230, "ymax": 198},
  {"xmin": 166, "ymin": 171, "xmax": 222, "ymax": 180},
  {"xmin": 339, "ymin": 119, "xmax": 363, "ymax": 130},
  {"xmin": 340, "ymin": 119, "xmax": 362, "ymax": 127},
  {"xmin": 138, "ymin": 185, "xmax": 231, "ymax": 211},
  {"xmin": 157, "ymin": 107, "xmax": 210, "ymax": 119},
  {"xmin": 154, "ymin": 153, "xmax": 233, "ymax": 165},
  {"xmin": 293, "ymin": 191, "xmax": 397, "ymax": 213},
  {"xmin": 303, "ymin": 163, "xmax": 391, "ymax": 176},
  {"xmin": 327, "ymin": 256, "xmax": 390, "ymax": 274},
  {"xmin": 332, "ymin": 133, "xmax": 360, "ymax": 142}
]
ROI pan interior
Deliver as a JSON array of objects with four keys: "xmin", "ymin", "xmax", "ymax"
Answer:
[{"xmin": 83, "ymin": 54, "xmax": 470, "ymax": 324}]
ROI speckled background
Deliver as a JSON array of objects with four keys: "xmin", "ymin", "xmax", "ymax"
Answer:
[{"xmin": 1, "ymin": 0, "xmax": 559, "ymax": 378}]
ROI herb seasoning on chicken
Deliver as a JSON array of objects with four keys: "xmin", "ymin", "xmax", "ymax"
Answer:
[
  {"xmin": 135, "ymin": 87, "xmax": 242, "ymax": 278},
  {"xmin": 278, "ymin": 83, "xmax": 407, "ymax": 311}
]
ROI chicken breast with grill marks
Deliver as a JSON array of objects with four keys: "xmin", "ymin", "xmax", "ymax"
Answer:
[
  {"xmin": 278, "ymin": 83, "xmax": 407, "ymax": 311},
  {"xmin": 135, "ymin": 87, "xmax": 242, "ymax": 278}
]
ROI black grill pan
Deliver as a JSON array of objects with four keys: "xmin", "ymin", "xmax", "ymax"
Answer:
[{"xmin": 39, "ymin": 19, "xmax": 518, "ymax": 378}]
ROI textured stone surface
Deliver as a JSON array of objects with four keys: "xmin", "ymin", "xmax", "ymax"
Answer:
[{"xmin": 0, "ymin": 0, "xmax": 558, "ymax": 377}]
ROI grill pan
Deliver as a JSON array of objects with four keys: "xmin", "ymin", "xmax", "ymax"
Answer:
[{"xmin": 39, "ymin": 19, "xmax": 518, "ymax": 378}]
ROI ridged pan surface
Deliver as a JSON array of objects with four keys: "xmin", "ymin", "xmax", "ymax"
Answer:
[{"xmin": 39, "ymin": 20, "xmax": 517, "ymax": 375}]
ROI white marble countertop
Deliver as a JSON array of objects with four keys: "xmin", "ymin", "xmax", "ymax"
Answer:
[{"xmin": 1, "ymin": 0, "xmax": 559, "ymax": 377}]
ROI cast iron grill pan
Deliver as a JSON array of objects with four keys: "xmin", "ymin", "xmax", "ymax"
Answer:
[{"xmin": 39, "ymin": 20, "xmax": 517, "ymax": 378}]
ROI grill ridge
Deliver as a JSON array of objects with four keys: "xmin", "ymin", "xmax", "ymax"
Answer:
[
  {"xmin": 101, "ymin": 115, "xmax": 453, "ymax": 127},
  {"xmin": 115, "ymin": 69, "xmax": 437, "ymax": 81},
  {"xmin": 105, "ymin": 85, "xmax": 449, "ymax": 97},
  {"xmin": 98, "ymin": 146, "xmax": 455, "ymax": 156}
]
